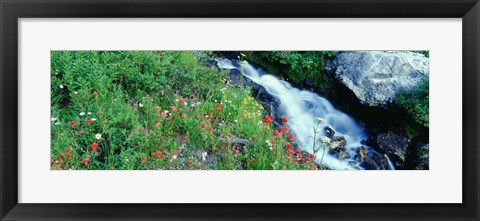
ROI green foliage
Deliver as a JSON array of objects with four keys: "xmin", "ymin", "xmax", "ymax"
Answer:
[
  {"xmin": 50, "ymin": 51, "xmax": 320, "ymax": 170},
  {"xmin": 413, "ymin": 51, "xmax": 429, "ymax": 58},
  {"xmin": 396, "ymin": 79, "xmax": 429, "ymax": 127},
  {"xmin": 243, "ymin": 51, "xmax": 333, "ymax": 92}
]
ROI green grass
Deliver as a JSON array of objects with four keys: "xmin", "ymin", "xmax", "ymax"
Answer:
[{"xmin": 50, "ymin": 51, "xmax": 320, "ymax": 170}]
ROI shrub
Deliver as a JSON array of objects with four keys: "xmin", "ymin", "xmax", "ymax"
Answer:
[
  {"xmin": 396, "ymin": 79, "xmax": 429, "ymax": 127},
  {"xmin": 243, "ymin": 51, "xmax": 333, "ymax": 92}
]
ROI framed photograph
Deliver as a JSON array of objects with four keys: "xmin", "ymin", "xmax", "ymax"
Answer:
[{"xmin": 1, "ymin": 0, "xmax": 479, "ymax": 220}]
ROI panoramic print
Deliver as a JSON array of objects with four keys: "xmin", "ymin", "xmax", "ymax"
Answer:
[{"xmin": 50, "ymin": 51, "xmax": 429, "ymax": 170}]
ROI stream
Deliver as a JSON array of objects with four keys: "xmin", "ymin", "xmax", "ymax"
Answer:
[{"xmin": 216, "ymin": 58, "xmax": 395, "ymax": 170}]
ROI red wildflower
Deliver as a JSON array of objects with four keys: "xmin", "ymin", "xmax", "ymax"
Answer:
[
  {"xmin": 228, "ymin": 133, "xmax": 233, "ymax": 139},
  {"xmin": 82, "ymin": 158, "xmax": 90, "ymax": 165},
  {"xmin": 141, "ymin": 157, "xmax": 147, "ymax": 163},
  {"xmin": 183, "ymin": 136, "xmax": 189, "ymax": 141},
  {"xmin": 201, "ymin": 123, "xmax": 206, "ymax": 129},
  {"xmin": 285, "ymin": 143, "xmax": 293, "ymax": 150},
  {"xmin": 280, "ymin": 126, "xmax": 289, "ymax": 133},
  {"xmin": 309, "ymin": 164, "xmax": 317, "ymax": 170},
  {"xmin": 171, "ymin": 106, "xmax": 177, "ymax": 111},
  {"xmin": 120, "ymin": 75, "xmax": 124, "ymax": 79},
  {"xmin": 234, "ymin": 150, "xmax": 240, "ymax": 155},
  {"xmin": 178, "ymin": 97, "xmax": 185, "ymax": 105},
  {"xmin": 67, "ymin": 153, "xmax": 72, "ymax": 159},
  {"xmin": 217, "ymin": 108, "xmax": 223, "ymax": 113},
  {"xmin": 295, "ymin": 149, "xmax": 301, "ymax": 155},
  {"xmin": 155, "ymin": 106, "xmax": 161, "ymax": 111},
  {"xmin": 208, "ymin": 126, "xmax": 213, "ymax": 132},
  {"xmin": 272, "ymin": 130, "xmax": 282, "ymax": 138},
  {"xmin": 210, "ymin": 109, "xmax": 215, "ymax": 115},
  {"xmin": 167, "ymin": 118, "xmax": 172, "ymax": 122},
  {"xmin": 161, "ymin": 112, "xmax": 167, "ymax": 118},
  {"xmin": 160, "ymin": 154, "xmax": 166, "ymax": 159},
  {"xmin": 59, "ymin": 153, "xmax": 65, "ymax": 160},
  {"xmin": 188, "ymin": 160, "xmax": 193, "ymax": 166},
  {"xmin": 70, "ymin": 121, "xmax": 77, "ymax": 127},
  {"xmin": 263, "ymin": 115, "xmax": 274, "ymax": 124},
  {"xmin": 56, "ymin": 161, "xmax": 61, "ymax": 165},
  {"xmin": 309, "ymin": 153, "xmax": 315, "ymax": 159},
  {"xmin": 92, "ymin": 91, "xmax": 98, "ymax": 97},
  {"xmin": 86, "ymin": 119, "xmax": 92, "ymax": 125},
  {"xmin": 90, "ymin": 142, "xmax": 99, "ymax": 152},
  {"xmin": 181, "ymin": 114, "xmax": 187, "ymax": 119},
  {"xmin": 288, "ymin": 133, "xmax": 295, "ymax": 141},
  {"xmin": 50, "ymin": 161, "xmax": 54, "ymax": 167},
  {"xmin": 156, "ymin": 114, "xmax": 161, "ymax": 119},
  {"xmin": 177, "ymin": 109, "xmax": 182, "ymax": 114},
  {"xmin": 216, "ymin": 103, "xmax": 221, "ymax": 109},
  {"xmin": 281, "ymin": 116, "xmax": 288, "ymax": 123},
  {"xmin": 155, "ymin": 123, "xmax": 161, "ymax": 128},
  {"xmin": 304, "ymin": 157, "xmax": 311, "ymax": 163},
  {"xmin": 206, "ymin": 115, "xmax": 212, "ymax": 120},
  {"xmin": 66, "ymin": 146, "xmax": 71, "ymax": 153}
]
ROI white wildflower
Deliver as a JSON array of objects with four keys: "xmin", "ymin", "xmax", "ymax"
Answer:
[
  {"xmin": 95, "ymin": 133, "xmax": 102, "ymax": 139},
  {"xmin": 59, "ymin": 85, "xmax": 64, "ymax": 89},
  {"xmin": 79, "ymin": 112, "xmax": 85, "ymax": 116},
  {"xmin": 73, "ymin": 91, "xmax": 78, "ymax": 95},
  {"xmin": 320, "ymin": 136, "xmax": 331, "ymax": 144},
  {"xmin": 55, "ymin": 122, "xmax": 61, "ymax": 125},
  {"xmin": 190, "ymin": 104, "xmax": 195, "ymax": 107},
  {"xmin": 87, "ymin": 112, "xmax": 92, "ymax": 115},
  {"xmin": 91, "ymin": 118, "xmax": 97, "ymax": 121},
  {"xmin": 234, "ymin": 120, "xmax": 238, "ymax": 123},
  {"xmin": 172, "ymin": 155, "xmax": 177, "ymax": 160},
  {"xmin": 316, "ymin": 117, "xmax": 325, "ymax": 122},
  {"xmin": 50, "ymin": 117, "xmax": 57, "ymax": 121},
  {"xmin": 201, "ymin": 152, "xmax": 208, "ymax": 161},
  {"xmin": 139, "ymin": 103, "xmax": 143, "ymax": 108}
]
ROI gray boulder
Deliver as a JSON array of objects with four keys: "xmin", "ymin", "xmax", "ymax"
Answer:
[{"xmin": 334, "ymin": 51, "xmax": 429, "ymax": 107}]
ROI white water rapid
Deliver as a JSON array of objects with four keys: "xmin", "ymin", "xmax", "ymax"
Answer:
[{"xmin": 216, "ymin": 58, "xmax": 394, "ymax": 170}]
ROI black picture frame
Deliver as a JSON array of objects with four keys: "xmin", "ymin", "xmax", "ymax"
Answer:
[{"xmin": 1, "ymin": 0, "xmax": 479, "ymax": 220}]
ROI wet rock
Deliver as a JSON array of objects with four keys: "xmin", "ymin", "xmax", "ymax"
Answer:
[
  {"xmin": 206, "ymin": 59, "xmax": 218, "ymax": 68},
  {"xmin": 360, "ymin": 153, "xmax": 391, "ymax": 170},
  {"xmin": 334, "ymin": 51, "xmax": 429, "ymax": 107},
  {"xmin": 354, "ymin": 146, "xmax": 391, "ymax": 170},
  {"xmin": 323, "ymin": 127, "xmax": 335, "ymax": 138},
  {"xmin": 415, "ymin": 144, "xmax": 429, "ymax": 170},
  {"xmin": 330, "ymin": 136, "xmax": 347, "ymax": 150},
  {"xmin": 376, "ymin": 132, "xmax": 409, "ymax": 166},
  {"xmin": 328, "ymin": 147, "xmax": 350, "ymax": 160}
]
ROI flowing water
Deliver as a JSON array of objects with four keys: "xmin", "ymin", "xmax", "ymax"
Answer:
[{"xmin": 216, "ymin": 58, "xmax": 395, "ymax": 170}]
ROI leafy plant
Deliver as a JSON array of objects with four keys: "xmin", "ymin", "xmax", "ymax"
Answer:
[{"xmin": 396, "ymin": 79, "xmax": 429, "ymax": 127}]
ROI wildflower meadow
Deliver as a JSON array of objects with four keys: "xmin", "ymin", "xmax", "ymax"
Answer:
[{"xmin": 50, "ymin": 51, "xmax": 321, "ymax": 170}]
